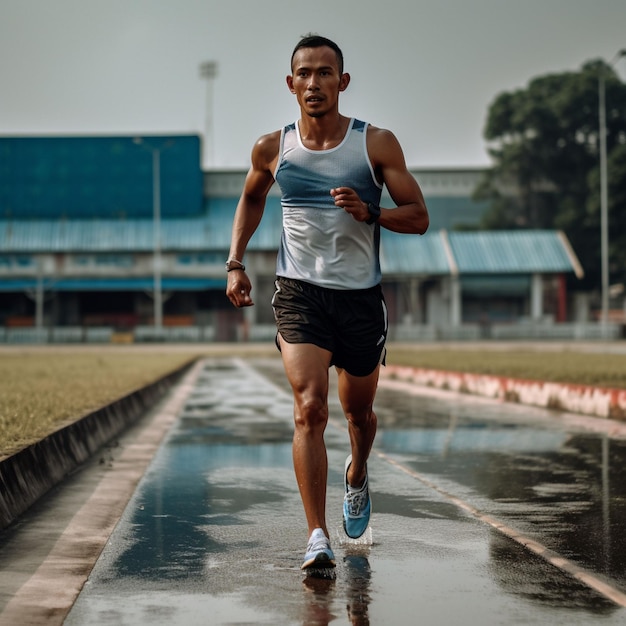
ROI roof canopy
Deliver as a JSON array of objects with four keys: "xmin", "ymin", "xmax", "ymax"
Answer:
[
  {"xmin": 0, "ymin": 202, "xmax": 583, "ymax": 278},
  {"xmin": 380, "ymin": 229, "xmax": 583, "ymax": 278}
]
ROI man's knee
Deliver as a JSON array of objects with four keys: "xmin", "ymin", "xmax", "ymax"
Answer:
[
  {"xmin": 344, "ymin": 405, "xmax": 375, "ymax": 428},
  {"xmin": 294, "ymin": 393, "xmax": 328, "ymax": 431}
]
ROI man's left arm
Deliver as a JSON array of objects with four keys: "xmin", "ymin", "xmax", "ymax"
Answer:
[
  {"xmin": 370, "ymin": 128, "xmax": 429, "ymax": 234},
  {"xmin": 330, "ymin": 127, "xmax": 429, "ymax": 233}
]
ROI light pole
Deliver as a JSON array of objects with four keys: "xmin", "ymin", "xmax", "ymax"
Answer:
[
  {"xmin": 598, "ymin": 49, "xmax": 626, "ymax": 331},
  {"xmin": 199, "ymin": 61, "xmax": 218, "ymax": 168},
  {"xmin": 133, "ymin": 137, "xmax": 174, "ymax": 331}
]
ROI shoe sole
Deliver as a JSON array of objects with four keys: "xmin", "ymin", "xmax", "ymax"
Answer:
[
  {"xmin": 343, "ymin": 516, "xmax": 369, "ymax": 539},
  {"xmin": 301, "ymin": 553, "xmax": 336, "ymax": 570}
]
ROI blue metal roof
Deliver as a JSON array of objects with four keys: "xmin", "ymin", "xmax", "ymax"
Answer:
[
  {"xmin": 381, "ymin": 231, "xmax": 450, "ymax": 275},
  {"xmin": 0, "ymin": 277, "xmax": 225, "ymax": 292},
  {"xmin": 0, "ymin": 197, "xmax": 283, "ymax": 254},
  {"xmin": 447, "ymin": 230, "xmax": 581, "ymax": 275},
  {"xmin": 204, "ymin": 197, "xmax": 282, "ymax": 250},
  {"xmin": 0, "ymin": 217, "xmax": 213, "ymax": 252},
  {"xmin": 0, "ymin": 213, "xmax": 582, "ymax": 277}
]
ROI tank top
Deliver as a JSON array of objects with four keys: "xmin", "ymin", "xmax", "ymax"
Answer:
[{"xmin": 273, "ymin": 118, "xmax": 383, "ymax": 290}]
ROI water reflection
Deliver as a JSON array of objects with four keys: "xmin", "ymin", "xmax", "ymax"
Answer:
[
  {"xmin": 301, "ymin": 576, "xmax": 337, "ymax": 625},
  {"xmin": 344, "ymin": 555, "xmax": 372, "ymax": 625},
  {"xmin": 111, "ymin": 360, "xmax": 296, "ymax": 581},
  {"xmin": 113, "ymin": 442, "xmax": 292, "ymax": 580},
  {"xmin": 300, "ymin": 554, "xmax": 372, "ymax": 626},
  {"xmin": 374, "ymin": 386, "xmax": 626, "ymax": 603}
]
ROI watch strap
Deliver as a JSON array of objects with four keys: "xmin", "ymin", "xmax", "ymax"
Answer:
[{"xmin": 366, "ymin": 203, "xmax": 381, "ymax": 225}]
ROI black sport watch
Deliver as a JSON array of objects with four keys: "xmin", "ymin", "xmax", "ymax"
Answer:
[{"xmin": 366, "ymin": 203, "xmax": 381, "ymax": 224}]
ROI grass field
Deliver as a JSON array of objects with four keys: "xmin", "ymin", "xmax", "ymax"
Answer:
[
  {"xmin": 1, "ymin": 342, "xmax": 625, "ymax": 459},
  {"xmin": 388, "ymin": 345, "xmax": 626, "ymax": 388}
]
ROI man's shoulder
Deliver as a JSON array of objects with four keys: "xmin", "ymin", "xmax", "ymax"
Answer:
[
  {"xmin": 364, "ymin": 123, "xmax": 393, "ymax": 137},
  {"xmin": 252, "ymin": 129, "xmax": 282, "ymax": 167},
  {"xmin": 256, "ymin": 128, "xmax": 283, "ymax": 147},
  {"xmin": 365, "ymin": 125, "xmax": 400, "ymax": 150}
]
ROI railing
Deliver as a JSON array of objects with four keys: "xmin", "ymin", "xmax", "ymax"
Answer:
[{"xmin": 0, "ymin": 322, "xmax": 622, "ymax": 344}]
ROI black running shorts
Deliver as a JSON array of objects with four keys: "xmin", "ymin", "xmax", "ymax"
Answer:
[{"xmin": 271, "ymin": 277, "xmax": 387, "ymax": 377}]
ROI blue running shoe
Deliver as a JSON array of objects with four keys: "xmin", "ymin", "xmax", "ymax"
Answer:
[
  {"xmin": 301, "ymin": 528, "xmax": 336, "ymax": 570},
  {"xmin": 343, "ymin": 455, "xmax": 371, "ymax": 539}
]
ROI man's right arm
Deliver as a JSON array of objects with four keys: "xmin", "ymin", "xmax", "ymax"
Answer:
[{"xmin": 226, "ymin": 131, "xmax": 279, "ymax": 308}]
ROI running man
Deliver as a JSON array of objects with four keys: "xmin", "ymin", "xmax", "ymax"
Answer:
[{"xmin": 226, "ymin": 34, "xmax": 429, "ymax": 570}]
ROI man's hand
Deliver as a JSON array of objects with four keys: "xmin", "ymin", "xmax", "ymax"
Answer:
[
  {"xmin": 226, "ymin": 270, "xmax": 254, "ymax": 307},
  {"xmin": 330, "ymin": 187, "xmax": 369, "ymax": 222}
]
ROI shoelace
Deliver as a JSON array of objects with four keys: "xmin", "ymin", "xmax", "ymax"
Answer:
[
  {"xmin": 307, "ymin": 536, "xmax": 330, "ymax": 553},
  {"xmin": 345, "ymin": 484, "xmax": 369, "ymax": 516}
]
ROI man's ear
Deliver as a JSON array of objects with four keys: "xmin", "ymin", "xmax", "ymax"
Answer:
[
  {"xmin": 286, "ymin": 75, "xmax": 295, "ymax": 93},
  {"xmin": 339, "ymin": 72, "xmax": 351, "ymax": 92}
]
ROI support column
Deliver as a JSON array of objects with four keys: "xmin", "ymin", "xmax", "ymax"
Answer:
[
  {"xmin": 557, "ymin": 274, "xmax": 567, "ymax": 322},
  {"xmin": 408, "ymin": 277, "xmax": 420, "ymax": 324},
  {"xmin": 450, "ymin": 275, "xmax": 461, "ymax": 326},
  {"xmin": 531, "ymin": 273, "xmax": 543, "ymax": 320}
]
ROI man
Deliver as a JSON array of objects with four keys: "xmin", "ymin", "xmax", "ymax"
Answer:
[{"xmin": 226, "ymin": 34, "xmax": 429, "ymax": 571}]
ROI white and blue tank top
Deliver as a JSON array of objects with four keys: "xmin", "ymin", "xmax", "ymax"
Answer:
[{"xmin": 273, "ymin": 118, "xmax": 383, "ymax": 290}]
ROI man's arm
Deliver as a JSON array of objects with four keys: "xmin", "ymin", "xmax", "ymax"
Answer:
[
  {"xmin": 331, "ymin": 127, "xmax": 429, "ymax": 234},
  {"xmin": 370, "ymin": 127, "xmax": 429, "ymax": 234},
  {"xmin": 226, "ymin": 132, "xmax": 279, "ymax": 308}
]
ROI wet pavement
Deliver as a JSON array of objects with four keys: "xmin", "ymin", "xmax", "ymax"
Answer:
[{"xmin": 5, "ymin": 356, "xmax": 626, "ymax": 624}]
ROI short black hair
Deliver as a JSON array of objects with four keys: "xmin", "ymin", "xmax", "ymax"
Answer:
[{"xmin": 291, "ymin": 34, "xmax": 344, "ymax": 74}]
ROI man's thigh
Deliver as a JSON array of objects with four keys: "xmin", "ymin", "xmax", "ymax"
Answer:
[
  {"xmin": 277, "ymin": 334, "xmax": 332, "ymax": 401},
  {"xmin": 336, "ymin": 364, "xmax": 380, "ymax": 417}
]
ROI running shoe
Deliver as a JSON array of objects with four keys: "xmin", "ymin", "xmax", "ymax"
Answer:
[
  {"xmin": 343, "ymin": 455, "xmax": 371, "ymax": 539},
  {"xmin": 301, "ymin": 528, "xmax": 336, "ymax": 570}
]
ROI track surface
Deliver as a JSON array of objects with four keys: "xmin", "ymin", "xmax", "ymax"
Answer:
[{"xmin": 2, "ymin": 356, "xmax": 626, "ymax": 625}]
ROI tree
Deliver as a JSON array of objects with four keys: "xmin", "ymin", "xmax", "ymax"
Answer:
[{"xmin": 475, "ymin": 60, "xmax": 626, "ymax": 291}]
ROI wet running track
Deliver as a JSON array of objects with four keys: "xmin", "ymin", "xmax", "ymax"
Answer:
[{"xmin": 3, "ymin": 357, "xmax": 626, "ymax": 625}]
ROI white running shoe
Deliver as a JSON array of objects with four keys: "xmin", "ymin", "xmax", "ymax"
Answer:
[{"xmin": 301, "ymin": 528, "xmax": 336, "ymax": 570}]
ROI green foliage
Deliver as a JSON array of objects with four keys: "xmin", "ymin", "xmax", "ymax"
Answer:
[
  {"xmin": 476, "ymin": 59, "xmax": 626, "ymax": 290},
  {"xmin": 587, "ymin": 143, "xmax": 626, "ymax": 285}
]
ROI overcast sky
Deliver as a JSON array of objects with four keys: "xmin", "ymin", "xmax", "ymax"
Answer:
[{"xmin": 1, "ymin": 0, "xmax": 625, "ymax": 169}]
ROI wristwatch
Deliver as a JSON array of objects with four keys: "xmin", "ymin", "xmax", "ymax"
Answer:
[
  {"xmin": 225, "ymin": 258, "xmax": 245, "ymax": 272},
  {"xmin": 366, "ymin": 203, "xmax": 381, "ymax": 224}
]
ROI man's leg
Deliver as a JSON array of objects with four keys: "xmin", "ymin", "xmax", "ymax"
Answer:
[
  {"xmin": 278, "ymin": 336, "xmax": 333, "ymax": 537},
  {"xmin": 337, "ymin": 365, "xmax": 380, "ymax": 488}
]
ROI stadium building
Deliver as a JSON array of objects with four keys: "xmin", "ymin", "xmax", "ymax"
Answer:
[{"xmin": 0, "ymin": 134, "xmax": 599, "ymax": 344}]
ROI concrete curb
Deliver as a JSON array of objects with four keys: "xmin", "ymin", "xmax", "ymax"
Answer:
[
  {"xmin": 383, "ymin": 365, "xmax": 626, "ymax": 421},
  {"xmin": 0, "ymin": 358, "xmax": 198, "ymax": 532}
]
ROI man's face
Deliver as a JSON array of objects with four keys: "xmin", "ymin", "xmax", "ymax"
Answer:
[{"xmin": 287, "ymin": 46, "xmax": 349, "ymax": 118}]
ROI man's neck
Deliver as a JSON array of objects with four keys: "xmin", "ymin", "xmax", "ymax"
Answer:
[{"xmin": 297, "ymin": 113, "xmax": 350, "ymax": 151}]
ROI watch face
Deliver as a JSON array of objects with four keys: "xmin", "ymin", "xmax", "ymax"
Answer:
[{"xmin": 367, "ymin": 203, "xmax": 380, "ymax": 223}]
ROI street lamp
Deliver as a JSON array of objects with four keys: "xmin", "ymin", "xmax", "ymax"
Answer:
[
  {"xmin": 199, "ymin": 61, "xmax": 218, "ymax": 168},
  {"xmin": 133, "ymin": 137, "xmax": 175, "ymax": 331},
  {"xmin": 598, "ymin": 49, "xmax": 626, "ymax": 332}
]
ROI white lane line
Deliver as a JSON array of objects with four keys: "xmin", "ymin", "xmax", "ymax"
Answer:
[{"xmin": 375, "ymin": 450, "xmax": 626, "ymax": 608}]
